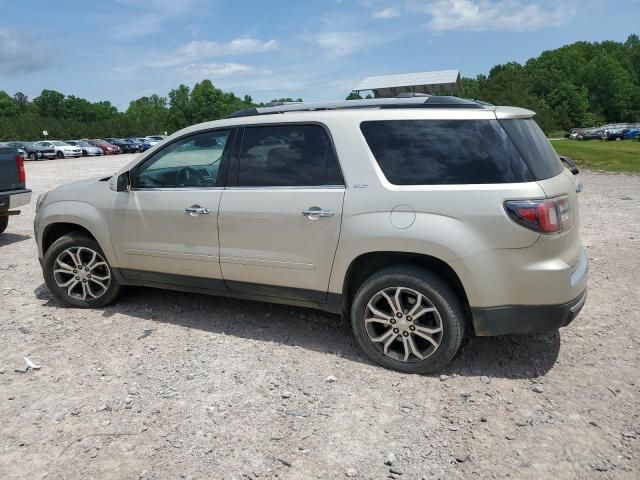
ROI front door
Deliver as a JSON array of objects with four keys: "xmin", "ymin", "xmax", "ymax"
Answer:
[
  {"xmin": 109, "ymin": 129, "xmax": 233, "ymax": 285},
  {"xmin": 219, "ymin": 123, "xmax": 345, "ymax": 302}
]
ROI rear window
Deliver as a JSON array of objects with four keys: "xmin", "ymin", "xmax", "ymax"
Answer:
[
  {"xmin": 360, "ymin": 120, "xmax": 533, "ymax": 185},
  {"xmin": 499, "ymin": 119, "xmax": 563, "ymax": 180}
]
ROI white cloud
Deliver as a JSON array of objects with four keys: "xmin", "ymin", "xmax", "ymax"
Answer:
[
  {"xmin": 146, "ymin": 38, "xmax": 278, "ymax": 68},
  {"xmin": 372, "ymin": 7, "xmax": 400, "ymax": 18},
  {"xmin": 411, "ymin": 0, "xmax": 568, "ymax": 32},
  {"xmin": 179, "ymin": 38, "xmax": 278, "ymax": 58},
  {"xmin": 182, "ymin": 63, "xmax": 253, "ymax": 77},
  {"xmin": 315, "ymin": 31, "xmax": 373, "ymax": 56},
  {"xmin": 0, "ymin": 28, "xmax": 50, "ymax": 75}
]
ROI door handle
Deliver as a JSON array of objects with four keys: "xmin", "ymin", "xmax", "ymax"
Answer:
[
  {"xmin": 302, "ymin": 207, "xmax": 334, "ymax": 218},
  {"xmin": 185, "ymin": 205, "xmax": 210, "ymax": 216}
]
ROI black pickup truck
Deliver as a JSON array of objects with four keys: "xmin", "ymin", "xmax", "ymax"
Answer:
[{"xmin": 0, "ymin": 143, "xmax": 32, "ymax": 234}]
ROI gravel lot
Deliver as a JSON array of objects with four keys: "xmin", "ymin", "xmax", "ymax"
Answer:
[{"xmin": 1, "ymin": 156, "xmax": 639, "ymax": 479}]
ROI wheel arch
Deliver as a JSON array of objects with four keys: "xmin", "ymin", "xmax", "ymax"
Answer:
[
  {"xmin": 341, "ymin": 251, "xmax": 470, "ymax": 317},
  {"xmin": 38, "ymin": 202, "xmax": 117, "ymax": 266},
  {"xmin": 42, "ymin": 222, "xmax": 97, "ymax": 255}
]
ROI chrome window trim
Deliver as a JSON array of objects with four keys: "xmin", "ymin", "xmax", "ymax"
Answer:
[
  {"xmin": 130, "ymin": 187, "xmax": 225, "ymax": 192},
  {"xmin": 223, "ymin": 185, "xmax": 345, "ymax": 191}
]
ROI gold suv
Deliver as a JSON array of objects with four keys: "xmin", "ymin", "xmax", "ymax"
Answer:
[{"xmin": 34, "ymin": 97, "xmax": 588, "ymax": 373}]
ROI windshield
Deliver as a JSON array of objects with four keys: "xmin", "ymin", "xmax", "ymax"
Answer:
[{"xmin": 51, "ymin": 141, "xmax": 68, "ymax": 146}]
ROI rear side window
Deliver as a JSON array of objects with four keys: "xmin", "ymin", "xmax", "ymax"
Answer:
[
  {"xmin": 499, "ymin": 119, "xmax": 563, "ymax": 180},
  {"xmin": 360, "ymin": 120, "xmax": 534, "ymax": 185},
  {"xmin": 237, "ymin": 124, "xmax": 343, "ymax": 187}
]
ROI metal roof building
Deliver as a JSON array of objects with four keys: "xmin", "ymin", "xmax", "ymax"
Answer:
[{"xmin": 352, "ymin": 69, "xmax": 461, "ymax": 98}]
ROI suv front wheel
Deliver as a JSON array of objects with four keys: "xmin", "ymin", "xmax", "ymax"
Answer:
[
  {"xmin": 43, "ymin": 233, "xmax": 121, "ymax": 308},
  {"xmin": 351, "ymin": 266, "xmax": 465, "ymax": 374}
]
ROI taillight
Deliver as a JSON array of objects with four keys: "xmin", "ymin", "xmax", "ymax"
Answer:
[
  {"xmin": 504, "ymin": 196, "xmax": 573, "ymax": 234},
  {"xmin": 16, "ymin": 154, "xmax": 26, "ymax": 183}
]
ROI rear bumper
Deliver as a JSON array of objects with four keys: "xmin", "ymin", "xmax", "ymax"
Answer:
[
  {"xmin": 0, "ymin": 189, "xmax": 32, "ymax": 214},
  {"xmin": 472, "ymin": 289, "xmax": 587, "ymax": 336}
]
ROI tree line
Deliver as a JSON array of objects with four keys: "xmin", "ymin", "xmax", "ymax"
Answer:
[
  {"xmin": 0, "ymin": 35, "xmax": 638, "ymax": 140},
  {"xmin": 459, "ymin": 34, "xmax": 640, "ymax": 133}
]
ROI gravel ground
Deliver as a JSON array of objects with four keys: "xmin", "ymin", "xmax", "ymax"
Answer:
[{"xmin": 1, "ymin": 156, "xmax": 639, "ymax": 480}]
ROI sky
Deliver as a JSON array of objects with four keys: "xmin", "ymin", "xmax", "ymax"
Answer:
[{"xmin": 1, "ymin": 0, "xmax": 639, "ymax": 110}]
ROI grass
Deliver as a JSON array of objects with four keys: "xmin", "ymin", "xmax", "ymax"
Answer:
[{"xmin": 550, "ymin": 139, "xmax": 640, "ymax": 173}]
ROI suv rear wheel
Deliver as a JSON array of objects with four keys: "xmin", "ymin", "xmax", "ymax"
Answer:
[
  {"xmin": 350, "ymin": 266, "xmax": 465, "ymax": 374},
  {"xmin": 0, "ymin": 216, "xmax": 8, "ymax": 235},
  {"xmin": 43, "ymin": 233, "xmax": 121, "ymax": 308}
]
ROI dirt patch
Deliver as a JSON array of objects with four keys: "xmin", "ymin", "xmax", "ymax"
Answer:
[{"xmin": 1, "ymin": 158, "xmax": 639, "ymax": 479}]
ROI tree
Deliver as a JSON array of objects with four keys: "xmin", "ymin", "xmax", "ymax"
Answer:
[
  {"xmin": 125, "ymin": 94, "xmax": 168, "ymax": 134},
  {"xmin": 0, "ymin": 91, "xmax": 20, "ymax": 117},
  {"xmin": 167, "ymin": 84, "xmax": 192, "ymax": 131},
  {"xmin": 33, "ymin": 89, "xmax": 65, "ymax": 118},
  {"xmin": 270, "ymin": 97, "xmax": 303, "ymax": 103},
  {"xmin": 13, "ymin": 92, "xmax": 29, "ymax": 111}
]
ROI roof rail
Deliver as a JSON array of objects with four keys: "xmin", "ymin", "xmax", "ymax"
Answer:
[{"xmin": 226, "ymin": 96, "xmax": 485, "ymax": 118}]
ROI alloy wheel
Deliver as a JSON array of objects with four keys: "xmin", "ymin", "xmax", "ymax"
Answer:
[
  {"xmin": 364, "ymin": 286, "xmax": 443, "ymax": 362},
  {"xmin": 53, "ymin": 247, "xmax": 111, "ymax": 301}
]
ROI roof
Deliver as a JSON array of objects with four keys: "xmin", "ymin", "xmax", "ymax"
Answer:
[
  {"xmin": 227, "ymin": 96, "xmax": 485, "ymax": 118},
  {"xmin": 354, "ymin": 70, "xmax": 460, "ymax": 91}
]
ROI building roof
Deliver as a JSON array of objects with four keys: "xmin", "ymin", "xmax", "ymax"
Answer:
[{"xmin": 354, "ymin": 70, "xmax": 460, "ymax": 91}]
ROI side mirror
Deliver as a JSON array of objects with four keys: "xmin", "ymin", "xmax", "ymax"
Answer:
[
  {"xmin": 109, "ymin": 172, "xmax": 131, "ymax": 192},
  {"xmin": 559, "ymin": 155, "xmax": 579, "ymax": 175}
]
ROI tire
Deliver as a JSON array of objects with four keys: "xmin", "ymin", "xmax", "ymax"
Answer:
[
  {"xmin": 56, "ymin": 151, "xmax": 64, "ymax": 159},
  {"xmin": 0, "ymin": 216, "xmax": 8, "ymax": 235},
  {"xmin": 82, "ymin": 149, "xmax": 88, "ymax": 156},
  {"xmin": 43, "ymin": 233, "xmax": 122, "ymax": 308},
  {"xmin": 350, "ymin": 266, "xmax": 465, "ymax": 374},
  {"xmin": 29, "ymin": 152, "xmax": 37, "ymax": 161}
]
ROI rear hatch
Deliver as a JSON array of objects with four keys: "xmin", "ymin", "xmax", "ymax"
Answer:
[
  {"xmin": 0, "ymin": 144, "xmax": 24, "ymax": 191},
  {"xmin": 499, "ymin": 118, "xmax": 582, "ymax": 264}
]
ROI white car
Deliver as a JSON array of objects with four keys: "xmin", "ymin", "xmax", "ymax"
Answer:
[
  {"xmin": 138, "ymin": 137, "xmax": 160, "ymax": 147},
  {"xmin": 34, "ymin": 141, "xmax": 82, "ymax": 159},
  {"xmin": 65, "ymin": 140, "xmax": 104, "ymax": 157}
]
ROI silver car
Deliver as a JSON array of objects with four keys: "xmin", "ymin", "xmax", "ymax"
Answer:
[
  {"xmin": 65, "ymin": 140, "xmax": 104, "ymax": 157},
  {"xmin": 34, "ymin": 97, "xmax": 587, "ymax": 373}
]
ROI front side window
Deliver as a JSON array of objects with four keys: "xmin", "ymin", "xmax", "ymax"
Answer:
[
  {"xmin": 135, "ymin": 130, "xmax": 230, "ymax": 188},
  {"xmin": 236, "ymin": 124, "xmax": 343, "ymax": 187},
  {"xmin": 360, "ymin": 120, "xmax": 534, "ymax": 185}
]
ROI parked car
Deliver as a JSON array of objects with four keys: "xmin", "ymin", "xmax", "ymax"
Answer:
[
  {"xmin": 136, "ymin": 138, "xmax": 155, "ymax": 151},
  {"xmin": 146, "ymin": 135, "xmax": 166, "ymax": 142},
  {"xmin": 32, "ymin": 141, "xmax": 82, "ymax": 159},
  {"xmin": 623, "ymin": 128, "xmax": 640, "ymax": 140},
  {"xmin": 567, "ymin": 128, "xmax": 585, "ymax": 140},
  {"xmin": 6, "ymin": 141, "xmax": 56, "ymax": 161},
  {"xmin": 34, "ymin": 97, "xmax": 587, "ymax": 373},
  {"xmin": 65, "ymin": 140, "xmax": 104, "ymax": 156},
  {"xmin": 123, "ymin": 138, "xmax": 144, "ymax": 152},
  {"xmin": 0, "ymin": 143, "xmax": 31, "ymax": 234},
  {"xmin": 601, "ymin": 128, "xmax": 626, "ymax": 141},
  {"xmin": 105, "ymin": 138, "xmax": 137, "ymax": 153},
  {"xmin": 88, "ymin": 139, "xmax": 120, "ymax": 155},
  {"xmin": 578, "ymin": 128, "xmax": 603, "ymax": 140}
]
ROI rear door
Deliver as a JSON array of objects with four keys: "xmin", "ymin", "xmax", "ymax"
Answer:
[
  {"xmin": 218, "ymin": 123, "xmax": 345, "ymax": 302},
  {"xmin": 109, "ymin": 129, "xmax": 234, "ymax": 285}
]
